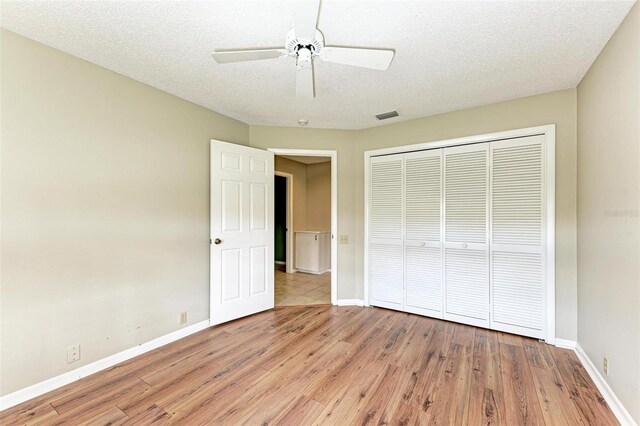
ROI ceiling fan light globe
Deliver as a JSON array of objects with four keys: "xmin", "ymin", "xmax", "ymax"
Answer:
[{"xmin": 297, "ymin": 47, "xmax": 313, "ymax": 69}]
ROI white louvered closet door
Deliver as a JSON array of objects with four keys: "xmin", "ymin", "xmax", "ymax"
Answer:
[
  {"xmin": 369, "ymin": 154, "xmax": 404, "ymax": 311},
  {"xmin": 404, "ymin": 150, "xmax": 443, "ymax": 318},
  {"xmin": 490, "ymin": 136, "xmax": 545, "ymax": 338},
  {"xmin": 443, "ymin": 144, "xmax": 490, "ymax": 328}
]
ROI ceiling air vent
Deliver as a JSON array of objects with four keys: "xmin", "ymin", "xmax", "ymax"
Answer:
[{"xmin": 375, "ymin": 110, "xmax": 399, "ymax": 120}]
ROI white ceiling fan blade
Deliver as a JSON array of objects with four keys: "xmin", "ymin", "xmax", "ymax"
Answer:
[
  {"xmin": 212, "ymin": 49, "xmax": 285, "ymax": 64},
  {"xmin": 292, "ymin": 0, "xmax": 320, "ymax": 42},
  {"xmin": 296, "ymin": 62, "xmax": 314, "ymax": 100},
  {"xmin": 320, "ymin": 47, "xmax": 395, "ymax": 71}
]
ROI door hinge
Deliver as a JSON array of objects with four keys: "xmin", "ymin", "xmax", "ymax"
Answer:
[{"xmin": 210, "ymin": 238, "xmax": 212, "ymax": 245}]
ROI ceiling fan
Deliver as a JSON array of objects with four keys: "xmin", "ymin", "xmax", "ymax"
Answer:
[{"xmin": 211, "ymin": 0, "xmax": 395, "ymax": 100}]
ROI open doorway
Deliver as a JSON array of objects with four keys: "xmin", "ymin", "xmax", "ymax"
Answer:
[
  {"xmin": 274, "ymin": 173, "xmax": 290, "ymax": 273},
  {"xmin": 271, "ymin": 150, "xmax": 337, "ymax": 306}
]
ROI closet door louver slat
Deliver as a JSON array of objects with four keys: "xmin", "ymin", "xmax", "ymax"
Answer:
[{"xmin": 490, "ymin": 136, "xmax": 545, "ymax": 338}]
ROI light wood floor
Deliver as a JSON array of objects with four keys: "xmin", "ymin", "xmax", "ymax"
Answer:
[
  {"xmin": 275, "ymin": 268, "xmax": 330, "ymax": 306},
  {"xmin": 1, "ymin": 305, "xmax": 617, "ymax": 425}
]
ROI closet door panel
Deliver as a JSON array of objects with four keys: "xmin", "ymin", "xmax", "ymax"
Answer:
[
  {"xmin": 405, "ymin": 246, "xmax": 441, "ymax": 314},
  {"xmin": 444, "ymin": 149, "xmax": 487, "ymax": 244},
  {"xmin": 405, "ymin": 152, "xmax": 441, "ymax": 241},
  {"xmin": 492, "ymin": 251, "xmax": 543, "ymax": 332},
  {"xmin": 445, "ymin": 248, "xmax": 488, "ymax": 321},
  {"xmin": 490, "ymin": 136, "xmax": 545, "ymax": 338},
  {"xmin": 443, "ymin": 144, "xmax": 489, "ymax": 328},
  {"xmin": 369, "ymin": 154, "xmax": 404, "ymax": 310},
  {"xmin": 370, "ymin": 244, "xmax": 404, "ymax": 309},
  {"xmin": 404, "ymin": 150, "xmax": 442, "ymax": 317}
]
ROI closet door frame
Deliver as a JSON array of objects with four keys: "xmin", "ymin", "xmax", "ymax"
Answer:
[{"xmin": 364, "ymin": 124, "xmax": 556, "ymax": 344}]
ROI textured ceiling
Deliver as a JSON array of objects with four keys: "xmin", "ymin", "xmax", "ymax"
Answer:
[{"xmin": 1, "ymin": 0, "xmax": 634, "ymax": 129}]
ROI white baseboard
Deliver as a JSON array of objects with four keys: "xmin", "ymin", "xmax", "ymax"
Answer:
[
  {"xmin": 574, "ymin": 344, "xmax": 637, "ymax": 426},
  {"xmin": 554, "ymin": 339, "xmax": 635, "ymax": 425},
  {"xmin": 274, "ymin": 261, "xmax": 286, "ymax": 265},
  {"xmin": 296, "ymin": 269, "xmax": 331, "ymax": 275},
  {"xmin": 336, "ymin": 299, "xmax": 365, "ymax": 306},
  {"xmin": 0, "ymin": 320, "xmax": 210, "ymax": 412},
  {"xmin": 554, "ymin": 338, "xmax": 577, "ymax": 349}
]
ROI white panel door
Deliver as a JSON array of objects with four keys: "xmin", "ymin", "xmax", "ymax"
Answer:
[
  {"xmin": 211, "ymin": 140, "xmax": 274, "ymax": 325},
  {"xmin": 404, "ymin": 150, "xmax": 443, "ymax": 318},
  {"xmin": 443, "ymin": 143, "xmax": 490, "ymax": 328},
  {"xmin": 369, "ymin": 154, "xmax": 404, "ymax": 311},
  {"xmin": 490, "ymin": 136, "xmax": 545, "ymax": 338}
]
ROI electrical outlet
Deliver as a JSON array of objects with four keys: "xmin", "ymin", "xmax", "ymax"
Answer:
[
  {"xmin": 339, "ymin": 235, "xmax": 349, "ymax": 244},
  {"xmin": 67, "ymin": 345, "xmax": 81, "ymax": 364},
  {"xmin": 179, "ymin": 311, "xmax": 188, "ymax": 325},
  {"xmin": 603, "ymin": 357, "xmax": 609, "ymax": 376}
]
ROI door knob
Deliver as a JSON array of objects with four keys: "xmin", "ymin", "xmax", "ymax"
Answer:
[
  {"xmin": 461, "ymin": 243, "xmax": 468, "ymax": 248},
  {"xmin": 214, "ymin": 238, "xmax": 222, "ymax": 245},
  {"xmin": 419, "ymin": 242, "xmax": 426, "ymax": 247}
]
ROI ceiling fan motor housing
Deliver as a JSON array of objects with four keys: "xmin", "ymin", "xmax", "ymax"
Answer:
[{"xmin": 286, "ymin": 28, "xmax": 324, "ymax": 59}]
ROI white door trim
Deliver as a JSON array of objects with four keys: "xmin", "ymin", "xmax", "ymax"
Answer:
[
  {"xmin": 274, "ymin": 171, "xmax": 294, "ymax": 273},
  {"xmin": 269, "ymin": 148, "xmax": 338, "ymax": 306},
  {"xmin": 364, "ymin": 124, "xmax": 556, "ymax": 344}
]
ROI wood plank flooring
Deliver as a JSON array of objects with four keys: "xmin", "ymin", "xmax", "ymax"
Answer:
[{"xmin": 0, "ymin": 305, "xmax": 618, "ymax": 425}]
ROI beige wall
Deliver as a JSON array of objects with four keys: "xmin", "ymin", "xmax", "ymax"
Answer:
[
  {"xmin": 305, "ymin": 162, "xmax": 331, "ymax": 231},
  {"xmin": 274, "ymin": 156, "xmax": 308, "ymax": 231},
  {"xmin": 251, "ymin": 89, "xmax": 579, "ymax": 340},
  {"xmin": 577, "ymin": 3, "xmax": 639, "ymax": 423},
  {"xmin": 0, "ymin": 30, "xmax": 249, "ymax": 395}
]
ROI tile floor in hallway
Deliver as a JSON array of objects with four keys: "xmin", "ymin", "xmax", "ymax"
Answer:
[{"xmin": 275, "ymin": 266, "xmax": 331, "ymax": 306}]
